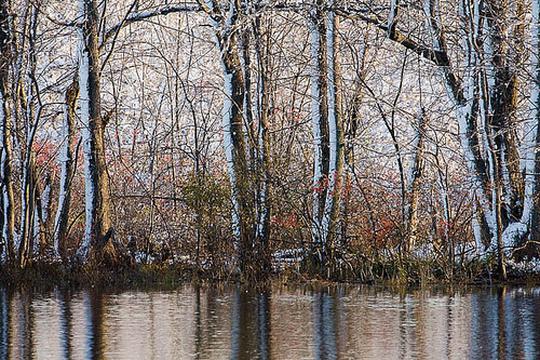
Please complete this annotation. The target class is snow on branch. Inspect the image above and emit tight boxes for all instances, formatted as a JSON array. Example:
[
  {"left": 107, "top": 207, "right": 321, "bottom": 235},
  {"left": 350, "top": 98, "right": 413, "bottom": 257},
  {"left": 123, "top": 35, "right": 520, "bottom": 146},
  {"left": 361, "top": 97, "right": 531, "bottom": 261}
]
[
  {"left": 337, "top": 8, "right": 448, "bottom": 68},
  {"left": 103, "top": 2, "right": 201, "bottom": 45}
]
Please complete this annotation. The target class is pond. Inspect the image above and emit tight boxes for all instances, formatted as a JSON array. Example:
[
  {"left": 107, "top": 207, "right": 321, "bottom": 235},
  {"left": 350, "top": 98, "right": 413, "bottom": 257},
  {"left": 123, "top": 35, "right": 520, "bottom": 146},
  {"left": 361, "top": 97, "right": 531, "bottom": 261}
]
[{"left": 0, "top": 285, "right": 538, "bottom": 359}]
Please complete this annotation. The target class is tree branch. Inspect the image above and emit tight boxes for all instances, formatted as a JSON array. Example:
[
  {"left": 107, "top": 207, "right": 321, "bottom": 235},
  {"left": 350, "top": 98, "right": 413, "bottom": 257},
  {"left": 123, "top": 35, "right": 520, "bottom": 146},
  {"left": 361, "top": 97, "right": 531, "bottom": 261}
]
[{"left": 102, "top": 2, "right": 201, "bottom": 46}]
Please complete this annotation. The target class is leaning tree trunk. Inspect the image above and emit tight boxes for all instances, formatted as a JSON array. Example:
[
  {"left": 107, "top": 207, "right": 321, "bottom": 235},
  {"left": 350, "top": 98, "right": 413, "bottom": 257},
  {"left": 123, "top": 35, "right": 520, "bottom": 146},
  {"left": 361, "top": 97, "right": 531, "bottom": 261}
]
[{"left": 76, "top": 0, "right": 116, "bottom": 264}]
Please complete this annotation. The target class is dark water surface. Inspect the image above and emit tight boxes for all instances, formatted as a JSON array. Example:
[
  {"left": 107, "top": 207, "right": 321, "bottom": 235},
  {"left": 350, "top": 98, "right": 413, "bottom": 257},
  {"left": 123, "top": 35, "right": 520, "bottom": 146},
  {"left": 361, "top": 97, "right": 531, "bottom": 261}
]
[{"left": 0, "top": 285, "right": 538, "bottom": 359}]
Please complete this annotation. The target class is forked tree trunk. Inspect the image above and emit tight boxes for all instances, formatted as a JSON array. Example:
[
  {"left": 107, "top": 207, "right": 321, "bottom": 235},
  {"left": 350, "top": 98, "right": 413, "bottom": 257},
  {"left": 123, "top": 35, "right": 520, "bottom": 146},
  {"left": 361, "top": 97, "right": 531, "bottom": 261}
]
[
  {"left": 202, "top": 0, "right": 254, "bottom": 273},
  {"left": 18, "top": 4, "right": 41, "bottom": 267},
  {"left": 309, "top": 0, "right": 343, "bottom": 265},
  {"left": 200, "top": 0, "right": 272, "bottom": 276}
]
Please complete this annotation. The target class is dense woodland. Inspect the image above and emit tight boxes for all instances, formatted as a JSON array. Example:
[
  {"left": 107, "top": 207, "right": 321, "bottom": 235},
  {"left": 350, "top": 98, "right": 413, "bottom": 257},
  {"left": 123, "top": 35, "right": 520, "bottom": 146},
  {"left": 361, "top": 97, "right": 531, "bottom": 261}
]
[{"left": 0, "top": 0, "right": 539, "bottom": 281}]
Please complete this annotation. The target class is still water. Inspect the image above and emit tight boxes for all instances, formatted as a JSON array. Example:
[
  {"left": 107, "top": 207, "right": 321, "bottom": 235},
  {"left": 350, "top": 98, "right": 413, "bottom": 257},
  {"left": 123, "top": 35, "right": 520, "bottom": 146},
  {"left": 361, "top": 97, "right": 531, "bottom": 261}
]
[{"left": 0, "top": 285, "right": 538, "bottom": 359}]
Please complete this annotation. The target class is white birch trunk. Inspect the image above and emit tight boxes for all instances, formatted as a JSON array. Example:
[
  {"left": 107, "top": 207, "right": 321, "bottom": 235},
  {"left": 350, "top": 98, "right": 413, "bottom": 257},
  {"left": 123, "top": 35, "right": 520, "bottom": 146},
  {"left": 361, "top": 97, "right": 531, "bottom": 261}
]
[
  {"left": 76, "top": 0, "right": 116, "bottom": 263},
  {"left": 0, "top": 90, "right": 10, "bottom": 261},
  {"left": 204, "top": 1, "right": 250, "bottom": 270},
  {"left": 502, "top": 0, "right": 540, "bottom": 246},
  {"left": 218, "top": 41, "right": 241, "bottom": 254},
  {"left": 53, "top": 79, "right": 78, "bottom": 259},
  {"left": 77, "top": 12, "right": 95, "bottom": 259},
  {"left": 254, "top": 20, "right": 271, "bottom": 245},
  {"left": 405, "top": 110, "right": 428, "bottom": 251},
  {"left": 321, "top": 3, "right": 342, "bottom": 246},
  {"left": 424, "top": 0, "right": 497, "bottom": 250},
  {"left": 309, "top": 11, "right": 324, "bottom": 245},
  {"left": 0, "top": 1, "right": 14, "bottom": 262}
]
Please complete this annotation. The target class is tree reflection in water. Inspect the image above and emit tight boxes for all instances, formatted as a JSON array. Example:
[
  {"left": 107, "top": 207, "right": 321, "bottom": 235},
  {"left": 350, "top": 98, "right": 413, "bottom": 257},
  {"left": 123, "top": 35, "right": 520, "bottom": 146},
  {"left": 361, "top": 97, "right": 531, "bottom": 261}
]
[
  {"left": 313, "top": 290, "right": 337, "bottom": 359},
  {"left": 0, "top": 288, "right": 9, "bottom": 360},
  {"left": 57, "top": 288, "right": 72, "bottom": 360},
  {"left": 470, "top": 287, "right": 538, "bottom": 360},
  {"left": 0, "top": 286, "right": 537, "bottom": 359},
  {"left": 82, "top": 290, "right": 105, "bottom": 360},
  {"left": 230, "top": 286, "right": 271, "bottom": 360}
]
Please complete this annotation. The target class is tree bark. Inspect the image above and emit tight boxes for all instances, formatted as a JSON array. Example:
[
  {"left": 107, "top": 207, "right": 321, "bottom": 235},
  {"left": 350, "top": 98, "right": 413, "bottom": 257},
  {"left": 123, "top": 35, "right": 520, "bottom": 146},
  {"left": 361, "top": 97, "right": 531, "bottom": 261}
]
[
  {"left": 0, "top": 0, "right": 15, "bottom": 262},
  {"left": 76, "top": 0, "right": 116, "bottom": 264},
  {"left": 200, "top": 0, "right": 255, "bottom": 274},
  {"left": 309, "top": 0, "right": 342, "bottom": 265},
  {"left": 405, "top": 110, "right": 428, "bottom": 253},
  {"left": 309, "top": 1, "right": 330, "bottom": 251},
  {"left": 522, "top": 0, "right": 540, "bottom": 248},
  {"left": 54, "top": 79, "right": 79, "bottom": 259},
  {"left": 253, "top": 14, "right": 272, "bottom": 273},
  {"left": 321, "top": 3, "right": 344, "bottom": 260}
]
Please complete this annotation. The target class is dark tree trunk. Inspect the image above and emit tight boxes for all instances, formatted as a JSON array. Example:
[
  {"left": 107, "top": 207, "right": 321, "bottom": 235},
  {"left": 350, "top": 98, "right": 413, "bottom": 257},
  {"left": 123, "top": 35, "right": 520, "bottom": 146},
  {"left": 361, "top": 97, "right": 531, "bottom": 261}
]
[{"left": 0, "top": 0, "right": 15, "bottom": 261}]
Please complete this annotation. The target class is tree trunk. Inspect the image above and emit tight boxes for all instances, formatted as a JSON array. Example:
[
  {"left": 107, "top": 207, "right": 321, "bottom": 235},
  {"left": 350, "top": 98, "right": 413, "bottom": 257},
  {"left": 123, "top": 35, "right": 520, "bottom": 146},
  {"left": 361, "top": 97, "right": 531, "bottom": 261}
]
[
  {"left": 253, "top": 14, "right": 272, "bottom": 274},
  {"left": 405, "top": 110, "right": 428, "bottom": 253},
  {"left": 521, "top": 0, "right": 540, "bottom": 249},
  {"left": 0, "top": 0, "right": 15, "bottom": 262},
  {"left": 309, "top": 1, "right": 329, "bottom": 257},
  {"left": 54, "top": 79, "right": 78, "bottom": 259},
  {"left": 200, "top": 0, "right": 273, "bottom": 277},
  {"left": 33, "top": 172, "right": 51, "bottom": 254},
  {"left": 18, "top": 152, "right": 37, "bottom": 267},
  {"left": 321, "top": 3, "right": 344, "bottom": 260},
  {"left": 76, "top": 0, "right": 116, "bottom": 264},
  {"left": 202, "top": 0, "right": 254, "bottom": 273},
  {"left": 309, "top": 1, "right": 342, "bottom": 266}
]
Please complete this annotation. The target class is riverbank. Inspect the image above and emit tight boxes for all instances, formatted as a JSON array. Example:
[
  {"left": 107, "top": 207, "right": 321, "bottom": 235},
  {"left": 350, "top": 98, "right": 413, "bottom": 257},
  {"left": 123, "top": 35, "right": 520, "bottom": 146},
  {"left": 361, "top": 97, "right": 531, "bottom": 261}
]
[{"left": 2, "top": 257, "right": 540, "bottom": 291}]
